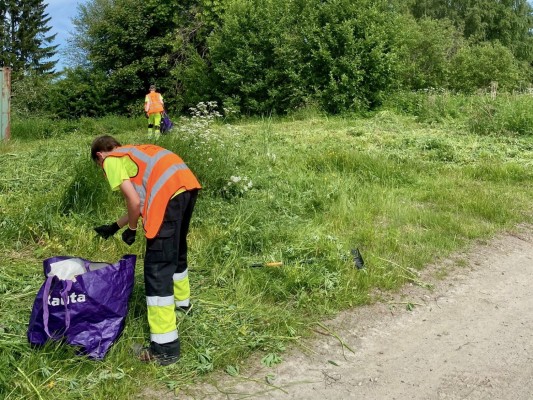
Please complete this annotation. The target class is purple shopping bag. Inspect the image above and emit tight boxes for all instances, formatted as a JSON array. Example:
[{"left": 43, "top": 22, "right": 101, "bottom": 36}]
[
  {"left": 160, "top": 112, "right": 173, "bottom": 134},
  {"left": 27, "top": 254, "right": 136, "bottom": 359}
]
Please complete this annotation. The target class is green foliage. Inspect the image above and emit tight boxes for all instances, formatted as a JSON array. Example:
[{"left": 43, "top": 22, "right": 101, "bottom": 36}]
[
  {"left": 292, "top": 0, "right": 399, "bottom": 112},
  {"left": 49, "top": 67, "right": 110, "bottom": 119},
  {"left": 208, "top": 0, "right": 399, "bottom": 114},
  {"left": 167, "top": 0, "right": 227, "bottom": 110},
  {"left": 207, "top": 0, "right": 288, "bottom": 114},
  {"left": 407, "top": 0, "right": 533, "bottom": 62},
  {"left": 0, "top": 0, "right": 58, "bottom": 78},
  {"left": 393, "top": 17, "right": 463, "bottom": 90},
  {"left": 170, "top": 47, "right": 214, "bottom": 112},
  {"left": 7, "top": 0, "right": 533, "bottom": 119},
  {"left": 449, "top": 42, "right": 527, "bottom": 93},
  {"left": 71, "top": 0, "right": 179, "bottom": 113},
  {"left": 10, "top": 72, "right": 55, "bottom": 116}
]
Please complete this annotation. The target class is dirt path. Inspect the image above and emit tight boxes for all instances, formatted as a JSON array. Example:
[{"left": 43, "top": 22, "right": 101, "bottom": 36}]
[{"left": 181, "top": 227, "right": 533, "bottom": 400}]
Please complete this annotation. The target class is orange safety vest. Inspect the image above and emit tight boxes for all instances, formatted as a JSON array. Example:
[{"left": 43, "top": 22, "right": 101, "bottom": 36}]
[
  {"left": 146, "top": 92, "right": 164, "bottom": 114},
  {"left": 108, "top": 145, "right": 201, "bottom": 239}
]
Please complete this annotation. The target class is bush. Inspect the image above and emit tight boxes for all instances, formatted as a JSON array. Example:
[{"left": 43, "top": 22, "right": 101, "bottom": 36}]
[
  {"left": 10, "top": 73, "right": 55, "bottom": 117},
  {"left": 449, "top": 42, "right": 527, "bottom": 93},
  {"left": 208, "top": 0, "right": 399, "bottom": 115},
  {"left": 50, "top": 67, "right": 110, "bottom": 119},
  {"left": 393, "top": 17, "right": 463, "bottom": 91}
]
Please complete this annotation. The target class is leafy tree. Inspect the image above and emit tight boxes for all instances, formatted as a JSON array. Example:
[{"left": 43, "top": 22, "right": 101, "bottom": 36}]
[
  {"left": 0, "top": 0, "right": 58, "bottom": 79},
  {"left": 208, "top": 0, "right": 400, "bottom": 115},
  {"left": 449, "top": 42, "right": 527, "bottom": 93},
  {"left": 206, "top": 0, "right": 288, "bottom": 114},
  {"left": 49, "top": 67, "right": 110, "bottom": 119},
  {"left": 407, "top": 0, "right": 533, "bottom": 62},
  {"left": 167, "top": 0, "right": 226, "bottom": 110},
  {"left": 393, "top": 17, "right": 464, "bottom": 90},
  {"left": 71, "top": 0, "right": 179, "bottom": 113}
]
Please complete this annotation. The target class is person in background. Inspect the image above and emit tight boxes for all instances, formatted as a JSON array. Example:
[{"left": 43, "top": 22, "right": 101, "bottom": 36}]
[
  {"left": 91, "top": 135, "right": 201, "bottom": 366},
  {"left": 144, "top": 85, "right": 164, "bottom": 136}
]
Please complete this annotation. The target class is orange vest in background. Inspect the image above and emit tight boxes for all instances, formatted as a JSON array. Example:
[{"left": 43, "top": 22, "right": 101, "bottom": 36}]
[
  {"left": 108, "top": 145, "right": 201, "bottom": 238},
  {"left": 146, "top": 92, "right": 164, "bottom": 114}
]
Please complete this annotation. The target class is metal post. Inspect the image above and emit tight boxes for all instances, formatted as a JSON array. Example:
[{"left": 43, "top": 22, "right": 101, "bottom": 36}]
[{"left": 1, "top": 67, "right": 11, "bottom": 140}]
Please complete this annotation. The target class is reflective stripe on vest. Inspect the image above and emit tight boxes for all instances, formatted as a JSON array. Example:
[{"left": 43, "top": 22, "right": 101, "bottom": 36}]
[
  {"left": 144, "top": 162, "right": 189, "bottom": 219},
  {"left": 114, "top": 148, "right": 174, "bottom": 210},
  {"left": 109, "top": 145, "right": 201, "bottom": 238}
]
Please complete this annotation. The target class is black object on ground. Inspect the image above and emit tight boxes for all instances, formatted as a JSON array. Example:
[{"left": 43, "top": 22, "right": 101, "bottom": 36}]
[{"left": 351, "top": 248, "right": 365, "bottom": 269}]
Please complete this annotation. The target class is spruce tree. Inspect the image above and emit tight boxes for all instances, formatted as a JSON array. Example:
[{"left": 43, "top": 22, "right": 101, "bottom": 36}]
[{"left": 0, "top": 0, "right": 58, "bottom": 78}]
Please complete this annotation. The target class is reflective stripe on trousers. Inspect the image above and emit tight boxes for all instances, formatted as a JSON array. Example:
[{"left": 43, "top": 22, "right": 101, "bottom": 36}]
[
  {"left": 146, "top": 295, "right": 178, "bottom": 344},
  {"left": 174, "top": 269, "right": 190, "bottom": 307}
]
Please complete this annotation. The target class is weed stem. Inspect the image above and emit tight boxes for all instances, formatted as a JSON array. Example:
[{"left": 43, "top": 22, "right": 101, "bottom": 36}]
[{"left": 16, "top": 366, "right": 44, "bottom": 400}]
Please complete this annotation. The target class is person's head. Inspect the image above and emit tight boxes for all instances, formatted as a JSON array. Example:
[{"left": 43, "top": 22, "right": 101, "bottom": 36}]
[
  {"left": 91, "top": 135, "right": 122, "bottom": 166},
  {"left": 149, "top": 84, "right": 156, "bottom": 92}
]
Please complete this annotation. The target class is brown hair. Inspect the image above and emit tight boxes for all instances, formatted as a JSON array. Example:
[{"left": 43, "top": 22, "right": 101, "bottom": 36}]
[{"left": 90, "top": 135, "right": 122, "bottom": 161}]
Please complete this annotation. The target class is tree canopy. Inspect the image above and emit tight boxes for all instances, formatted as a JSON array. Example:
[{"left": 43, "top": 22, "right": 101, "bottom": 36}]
[
  {"left": 11, "top": 0, "right": 533, "bottom": 118},
  {"left": 407, "top": 0, "right": 533, "bottom": 61},
  {"left": 0, "top": 0, "right": 57, "bottom": 79}
]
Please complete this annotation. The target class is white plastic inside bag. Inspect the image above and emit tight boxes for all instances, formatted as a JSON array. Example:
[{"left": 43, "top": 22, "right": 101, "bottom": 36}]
[{"left": 48, "top": 258, "right": 87, "bottom": 281}]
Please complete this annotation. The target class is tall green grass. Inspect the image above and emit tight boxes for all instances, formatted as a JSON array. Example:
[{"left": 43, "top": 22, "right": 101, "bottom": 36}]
[
  {"left": 385, "top": 91, "right": 533, "bottom": 136},
  {"left": 1, "top": 101, "right": 533, "bottom": 399},
  {"left": 11, "top": 115, "right": 146, "bottom": 140}
]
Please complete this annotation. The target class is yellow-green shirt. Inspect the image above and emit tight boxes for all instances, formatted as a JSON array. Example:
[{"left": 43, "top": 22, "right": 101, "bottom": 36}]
[{"left": 103, "top": 156, "right": 138, "bottom": 191}]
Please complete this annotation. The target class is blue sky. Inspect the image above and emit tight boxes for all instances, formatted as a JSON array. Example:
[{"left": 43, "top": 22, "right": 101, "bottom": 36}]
[{"left": 46, "top": 0, "right": 86, "bottom": 70}]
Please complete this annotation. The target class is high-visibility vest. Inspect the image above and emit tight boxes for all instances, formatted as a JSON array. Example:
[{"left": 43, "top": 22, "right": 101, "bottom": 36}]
[
  {"left": 146, "top": 92, "right": 164, "bottom": 114},
  {"left": 108, "top": 145, "right": 201, "bottom": 238}
]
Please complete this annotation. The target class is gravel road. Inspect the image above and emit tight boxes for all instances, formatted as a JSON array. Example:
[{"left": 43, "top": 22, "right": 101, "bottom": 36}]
[{"left": 178, "top": 227, "right": 533, "bottom": 400}]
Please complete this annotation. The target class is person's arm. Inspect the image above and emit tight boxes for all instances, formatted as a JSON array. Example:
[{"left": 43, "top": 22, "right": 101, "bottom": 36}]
[
  {"left": 144, "top": 95, "right": 150, "bottom": 113},
  {"left": 119, "top": 179, "right": 141, "bottom": 230}
]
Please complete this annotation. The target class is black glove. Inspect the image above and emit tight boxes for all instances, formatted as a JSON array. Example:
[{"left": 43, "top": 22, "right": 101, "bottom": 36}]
[
  {"left": 122, "top": 227, "right": 136, "bottom": 246},
  {"left": 94, "top": 222, "right": 120, "bottom": 240}
]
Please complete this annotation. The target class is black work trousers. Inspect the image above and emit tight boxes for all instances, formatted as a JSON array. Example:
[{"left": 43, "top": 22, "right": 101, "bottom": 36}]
[{"left": 143, "top": 189, "right": 198, "bottom": 351}]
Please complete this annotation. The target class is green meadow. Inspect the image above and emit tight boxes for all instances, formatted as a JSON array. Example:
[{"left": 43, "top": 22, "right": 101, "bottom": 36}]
[{"left": 1, "top": 94, "right": 533, "bottom": 399}]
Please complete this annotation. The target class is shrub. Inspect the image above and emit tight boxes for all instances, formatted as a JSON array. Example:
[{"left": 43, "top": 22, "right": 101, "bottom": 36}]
[
  {"left": 449, "top": 42, "right": 526, "bottom": 93},
  {"left": 50, "top": 67, "right": 110, "bottom": 119},
  {"left": 208, "top": 0, "right": 399, "bottom": 115},
  {"left": 10, "top": 73, "right": 55, "bottom": 117},
  {"left": 393, "top": 17, "right": 463, "bottom": 91}
]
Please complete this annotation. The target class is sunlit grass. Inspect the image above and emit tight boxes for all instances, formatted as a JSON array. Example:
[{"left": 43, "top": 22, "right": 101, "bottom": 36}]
[{"left": 2, "top": 102, "right": 533, "bottom": 398}]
